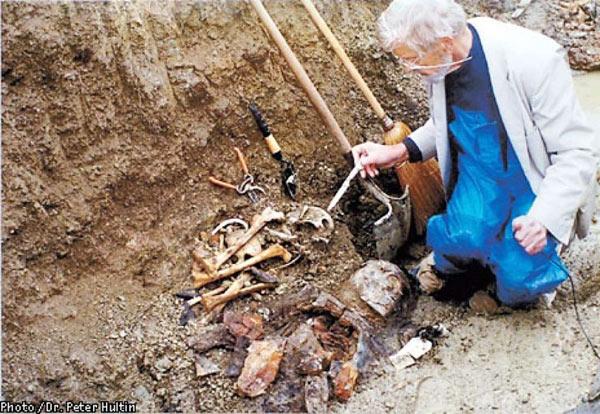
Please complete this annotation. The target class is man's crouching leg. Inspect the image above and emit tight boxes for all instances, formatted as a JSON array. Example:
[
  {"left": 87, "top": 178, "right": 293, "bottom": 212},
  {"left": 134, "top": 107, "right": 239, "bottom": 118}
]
[
  {"left": 414, "top": 252, "right": 500, "bottom": 314},
  {"left": 415, "top": 252, "right": 445, "bottom": 294},
  {"left": 414, "top": 251, "right": 470, "bottom": 294}
]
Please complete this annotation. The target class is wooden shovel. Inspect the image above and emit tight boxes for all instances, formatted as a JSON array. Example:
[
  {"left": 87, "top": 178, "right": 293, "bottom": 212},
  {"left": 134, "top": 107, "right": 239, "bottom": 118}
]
[{"left": 299, "top": 0, "right": 445, "bottom": 235}]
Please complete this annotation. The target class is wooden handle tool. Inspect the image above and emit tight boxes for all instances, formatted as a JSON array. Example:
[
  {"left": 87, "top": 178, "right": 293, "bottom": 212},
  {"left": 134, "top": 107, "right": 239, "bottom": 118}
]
[
  {"left": 209, "top": 176, "right": 238, "bottom": 191},
  {"left": 248, "top": 0, "right": 351, "bottom": 154},
  {"left": 234, "top": 147, "right": 250, "bottom": 176}
]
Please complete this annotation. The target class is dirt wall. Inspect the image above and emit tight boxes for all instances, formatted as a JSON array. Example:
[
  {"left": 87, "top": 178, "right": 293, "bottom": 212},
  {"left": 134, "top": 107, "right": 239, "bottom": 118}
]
[{"left": 1, "top": 0, "right": 427, "bottom": 322}]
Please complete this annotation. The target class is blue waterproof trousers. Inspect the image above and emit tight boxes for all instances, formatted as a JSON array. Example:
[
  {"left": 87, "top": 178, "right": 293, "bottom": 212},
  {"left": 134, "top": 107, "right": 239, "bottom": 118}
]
[{"left": 427, "top": 107, "right": 568, "bottom": 306}]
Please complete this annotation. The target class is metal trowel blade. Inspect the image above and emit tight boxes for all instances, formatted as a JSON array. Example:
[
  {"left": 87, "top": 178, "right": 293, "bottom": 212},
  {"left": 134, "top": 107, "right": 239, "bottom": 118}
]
[{"left": 282, "top": 162, "right": 297, "bottom": 199}]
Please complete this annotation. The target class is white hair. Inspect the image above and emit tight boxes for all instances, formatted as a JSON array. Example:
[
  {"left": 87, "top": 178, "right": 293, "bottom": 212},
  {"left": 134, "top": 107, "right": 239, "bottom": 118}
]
[{"left": 377, "top": 0, "right": 467, "bottom": 55}]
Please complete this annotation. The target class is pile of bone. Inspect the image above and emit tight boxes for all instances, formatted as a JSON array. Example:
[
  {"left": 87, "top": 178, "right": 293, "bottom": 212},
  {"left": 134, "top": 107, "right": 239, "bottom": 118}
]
[
  {"left": 182, "top": 206, "right": 333, "bottom": 325},
  {"left": 187, "top": 260, "right": 414, "bottom": 413}
]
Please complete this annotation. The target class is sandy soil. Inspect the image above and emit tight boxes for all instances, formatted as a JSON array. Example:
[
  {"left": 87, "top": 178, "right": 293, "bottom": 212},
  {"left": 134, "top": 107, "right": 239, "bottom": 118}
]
[{"left": 1, "top": 0, "right": 599, "bottom": 412}]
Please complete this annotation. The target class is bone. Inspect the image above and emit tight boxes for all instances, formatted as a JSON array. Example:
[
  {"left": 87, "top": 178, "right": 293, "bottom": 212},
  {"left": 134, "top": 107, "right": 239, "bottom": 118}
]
[
  {"left": 180, "top": 284, "right": 230, "bottom": 326},
  {"left": 202, "top": 281, "right": 276, "bottom": 313},
  {"left": 195, "top": 274, "right": 252, "bottom": 324},
  {"left": 265, "top": 227, "right": 297, "bottom": 242},
  {"left": 186, "top": 285, "right": 229, "bottom": 307},
  {"left": 211, "top": 218, "right": 249, "bottom": 235},
  {"left": 287, "top": 205, "right": 334, "bottom": 232},
  {"left": 226, "top": 229, "right": 263, "bottom": 262},
  {"left": 198, "top": 280, "right": 244, "bottom": 326},
  {"left": 193, "top": 244, "right": 292, "bottom": 288},
  {"left": 194, "top": 207, "right": 284, "bottom": 274}
]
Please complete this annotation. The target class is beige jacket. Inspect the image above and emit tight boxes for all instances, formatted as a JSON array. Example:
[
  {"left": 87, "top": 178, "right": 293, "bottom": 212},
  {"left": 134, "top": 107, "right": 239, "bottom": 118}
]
[{"left": 410, "top": 17, "right": 600, "bottom": 246}]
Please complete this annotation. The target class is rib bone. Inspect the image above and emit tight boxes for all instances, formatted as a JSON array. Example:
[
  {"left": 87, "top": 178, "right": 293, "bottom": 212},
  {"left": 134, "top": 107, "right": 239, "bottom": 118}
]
[
  {"left": 194, "top": 207, "right": 284, "bottom": 275},
  {"left": 193, "top": 244, "right": 292, "bottom": 288}
]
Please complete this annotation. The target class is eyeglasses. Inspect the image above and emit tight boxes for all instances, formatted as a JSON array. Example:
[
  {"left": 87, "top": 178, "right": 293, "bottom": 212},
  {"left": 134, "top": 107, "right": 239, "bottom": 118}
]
[{"left": 395, "top": 55, "right": 472, "bottom": 71}]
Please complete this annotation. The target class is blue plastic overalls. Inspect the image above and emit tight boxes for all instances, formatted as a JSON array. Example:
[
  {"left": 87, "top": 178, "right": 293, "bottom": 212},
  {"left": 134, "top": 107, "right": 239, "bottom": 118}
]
[{"left": 426, "top": 106, "right": 568, "bottom": 306}]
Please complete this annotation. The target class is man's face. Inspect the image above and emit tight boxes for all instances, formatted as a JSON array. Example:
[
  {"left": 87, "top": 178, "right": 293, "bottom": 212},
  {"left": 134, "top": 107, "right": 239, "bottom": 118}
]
[{"left": 392, "top": 40, "right": 452, "bottom": 77}]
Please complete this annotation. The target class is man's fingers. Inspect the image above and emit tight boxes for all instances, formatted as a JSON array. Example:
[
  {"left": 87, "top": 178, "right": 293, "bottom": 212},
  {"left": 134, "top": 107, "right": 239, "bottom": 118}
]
[
  {"left": 514, "top": 229, "right": 527, "bottom": 242},
  {"left": 356, "top": 151, "right": 368, "bottom": 178},
  {"left": 520, "top": 232, "right": 538, "bottom": 248},
  {"left": 525, "top": 239, "right": 545, "bottom": 255},
  {"left": 523, "top": 233, "right": 547, "bottom": 255},
  {"left": 366, "top": 164, "right": 377, "bottom": 178},
  {"left": 512, "top": 217, "right": 525, "bottom": 232}
]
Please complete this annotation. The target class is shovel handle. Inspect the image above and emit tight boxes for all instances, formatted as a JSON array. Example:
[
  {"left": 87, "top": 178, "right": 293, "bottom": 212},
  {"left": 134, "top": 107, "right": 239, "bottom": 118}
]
[
  {"left": 300, "top": 0, "right": 387, "bottom": 122},
  {"left": 249, "top": 0, "right": 352, "bottom": 154}
]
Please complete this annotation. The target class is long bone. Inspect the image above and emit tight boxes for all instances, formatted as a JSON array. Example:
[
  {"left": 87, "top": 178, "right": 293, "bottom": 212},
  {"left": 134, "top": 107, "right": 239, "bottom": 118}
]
[
  {"left": 200, "top": 272, "right": 250, "bottom": 313},
  {"left": 193, "top": 244, "right": 291, "bottom": 288},
  {"left": 193, "top": 207, "right": 284, "bottom": 275},
  {"left": 199, "top": 279, "right": 246, "bottom": 326},
  {"left": 186, "top": 285, "right": 229, "bottom": 308},
  {"left": 195, "top": 266, "right": 280, "bottom": 324},
  {"left": 202, "top": 276, "right": 276, "bottom": 312}
]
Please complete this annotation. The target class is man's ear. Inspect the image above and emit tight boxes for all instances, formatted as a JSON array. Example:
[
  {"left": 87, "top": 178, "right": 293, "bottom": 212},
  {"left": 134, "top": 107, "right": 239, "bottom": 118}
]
[{"left": 439, "top": 37, "right": 454, "bottom": 53}]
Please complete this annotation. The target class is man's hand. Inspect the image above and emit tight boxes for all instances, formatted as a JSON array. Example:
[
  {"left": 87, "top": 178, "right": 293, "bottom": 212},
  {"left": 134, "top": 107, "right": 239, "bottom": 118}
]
[
  {"left": 512, "top": 216, "right": 548, "bottom": 255},
  {"left": 351, "top": 142, "right": 408, "bottom": 178}
]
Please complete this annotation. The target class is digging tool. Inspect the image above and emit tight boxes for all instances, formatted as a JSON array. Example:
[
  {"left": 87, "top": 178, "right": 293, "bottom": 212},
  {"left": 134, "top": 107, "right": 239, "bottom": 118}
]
[
  {"left": 299, "top": 0, "right": 445, "bottom": 236},
  {"left": 327, "top": 162, "right": 362, "bottom": 213},
  {"left": 248, "top": 0, "right": 411, "bottom": 259},
  {"left": 209, "top": 147, "right": 266, "bottom": 203},
  {"left": 249, "top": 102, "right": 297, "bottom": 200}
]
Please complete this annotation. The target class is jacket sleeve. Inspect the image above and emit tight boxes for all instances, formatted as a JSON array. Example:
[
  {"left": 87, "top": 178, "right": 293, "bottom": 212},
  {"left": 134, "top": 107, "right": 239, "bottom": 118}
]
[
  {"left": 526, "top": 49, "right": 600, "bottom": 245},
  {"left": 409, "top": 118, "right": 437, "bottom": 161}
]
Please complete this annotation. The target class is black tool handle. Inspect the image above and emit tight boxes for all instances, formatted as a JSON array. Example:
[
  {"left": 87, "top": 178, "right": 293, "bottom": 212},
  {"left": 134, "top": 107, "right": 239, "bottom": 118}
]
[
  {"left": 249, "top": 103, "right": 283, "bottom": 161},
  {"left": 249, "top": 102, "right": 271, "bottom": 137}
]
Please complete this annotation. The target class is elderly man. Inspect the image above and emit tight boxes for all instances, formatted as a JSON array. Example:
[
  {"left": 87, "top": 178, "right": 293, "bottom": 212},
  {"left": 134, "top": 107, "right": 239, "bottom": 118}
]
[{"left": 353, "top": 0, "right": 598, "bottom": 307}]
